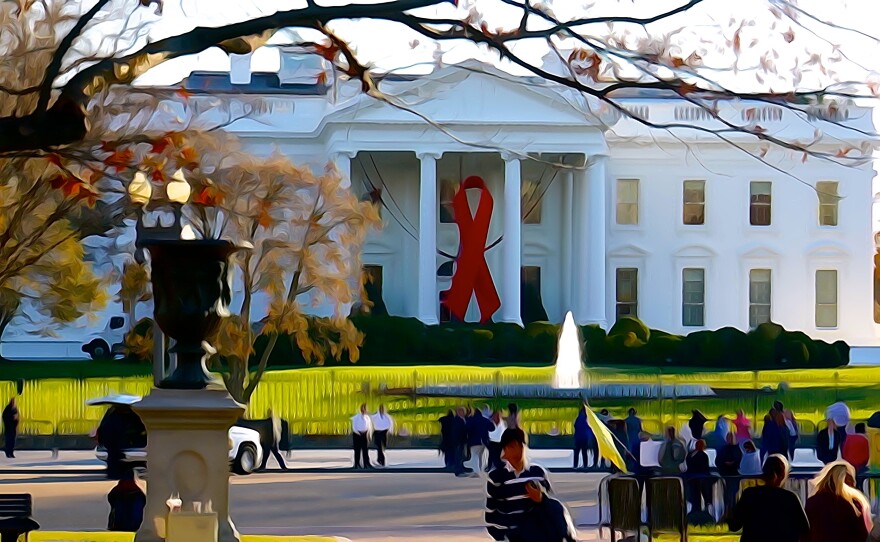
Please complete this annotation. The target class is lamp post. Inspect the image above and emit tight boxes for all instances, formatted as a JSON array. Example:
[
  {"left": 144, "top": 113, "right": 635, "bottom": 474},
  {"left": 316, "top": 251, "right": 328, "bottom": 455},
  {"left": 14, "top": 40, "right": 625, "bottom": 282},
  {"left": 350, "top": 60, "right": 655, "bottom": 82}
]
[{"left": 129, "top": 169, "right": 246, "bottom": 542}]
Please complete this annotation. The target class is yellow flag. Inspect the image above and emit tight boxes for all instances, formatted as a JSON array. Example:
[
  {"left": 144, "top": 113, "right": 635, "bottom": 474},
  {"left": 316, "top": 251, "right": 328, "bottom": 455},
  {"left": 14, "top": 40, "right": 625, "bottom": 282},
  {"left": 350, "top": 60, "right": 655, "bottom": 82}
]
[{"left": 585, "top": 407, "right": 629, "bottom": 473}]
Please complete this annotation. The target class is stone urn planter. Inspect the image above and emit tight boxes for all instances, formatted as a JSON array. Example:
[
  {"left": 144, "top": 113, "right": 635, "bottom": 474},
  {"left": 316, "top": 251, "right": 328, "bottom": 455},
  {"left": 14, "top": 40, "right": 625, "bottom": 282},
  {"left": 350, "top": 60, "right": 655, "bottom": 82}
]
[{"left": 146, "top": 239, "right": 239, "bottom": 389}]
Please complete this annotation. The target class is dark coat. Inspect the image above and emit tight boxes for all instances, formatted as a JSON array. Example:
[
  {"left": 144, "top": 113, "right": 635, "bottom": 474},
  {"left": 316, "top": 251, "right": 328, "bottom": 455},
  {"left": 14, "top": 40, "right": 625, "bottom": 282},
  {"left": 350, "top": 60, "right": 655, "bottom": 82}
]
[
  {"left": 107, "top": 482, "right": 146, "bottom": 531},
  {"left": 685, "top": 450, "right": 711, "bottom": 476},
  {"left": 466, "top": 411, "right": 493, "bottom": 447},
  {"left": 451, "top": 416, "right": 468, "bottom": 447},
  {"left": 816, "top": 426, "right": 848, "bottom": 464},
  {"left": 2, "top": 404, "right": 18, "bottom": 431},
  {"left": 716, "top": 444, "right": 743, "bottom": 477},
  {"left": 624, "top": 414, "right": 642, "bottom": 449},
  {"left": 438, "top": 413, "right": 454, "bottom": 452},
  {"left": 573, "top": 412, "right": 594, "bottom": 444}
]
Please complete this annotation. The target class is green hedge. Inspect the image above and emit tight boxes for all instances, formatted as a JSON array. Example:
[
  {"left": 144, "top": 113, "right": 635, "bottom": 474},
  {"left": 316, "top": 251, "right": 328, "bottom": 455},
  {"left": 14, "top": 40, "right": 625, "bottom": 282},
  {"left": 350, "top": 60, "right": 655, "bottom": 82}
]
[{"left": 247, "top": 315, "right": 849, "bottom": 369}]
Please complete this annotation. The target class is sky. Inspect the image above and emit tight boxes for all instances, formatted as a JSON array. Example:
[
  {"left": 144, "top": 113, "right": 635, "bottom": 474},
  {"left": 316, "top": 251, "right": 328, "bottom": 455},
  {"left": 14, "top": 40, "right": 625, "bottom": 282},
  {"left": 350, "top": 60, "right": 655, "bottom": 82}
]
[{"left": 133, "top": 0, "right": 880, "bottom": 93}]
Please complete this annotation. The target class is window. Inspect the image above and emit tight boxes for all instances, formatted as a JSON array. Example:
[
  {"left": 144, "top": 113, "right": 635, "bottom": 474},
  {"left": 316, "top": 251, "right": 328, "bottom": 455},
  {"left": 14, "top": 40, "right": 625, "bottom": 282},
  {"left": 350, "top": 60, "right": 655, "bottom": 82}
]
[
  {"left": 749, "top": 181, "right": 772, "bottom": 226},
  {"left": 817, "top": 181, "right": 839, "bottom": 226},
  {"left": 109, "top": 317, "right": 125, "bottom": 330},
  {"left": 683, "top": 180, "right": 705, "bottom": 225},
  {"left": 682, "top": 268, "right": 705, "bottom": 327},
  {"left": 616, "top": 179, "right": 639, "bottom": 225},
  {"left": 521, "top": 180, "right": 542, "bottom": 224},
  {"left": 816, "top": 270, "right": 838, "bottom": 328},
  {"left": 439, "top": 179, "right": 459, "bottom": 223},
  {"left": 521, "top": 266, "right": 548, "bottom": 323},
  {"left": 616, "top": 268, "right": 638, "bottom": 321},
  {"left": 749, "top": 269, "right": 772, "bottom": 327}
]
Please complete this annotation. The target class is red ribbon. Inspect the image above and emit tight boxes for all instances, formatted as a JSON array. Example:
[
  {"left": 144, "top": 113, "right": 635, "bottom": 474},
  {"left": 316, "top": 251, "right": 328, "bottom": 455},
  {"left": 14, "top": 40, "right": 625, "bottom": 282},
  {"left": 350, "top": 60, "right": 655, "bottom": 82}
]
[{"left": 442, "top": 176, "right": 501, "bottom": 323}]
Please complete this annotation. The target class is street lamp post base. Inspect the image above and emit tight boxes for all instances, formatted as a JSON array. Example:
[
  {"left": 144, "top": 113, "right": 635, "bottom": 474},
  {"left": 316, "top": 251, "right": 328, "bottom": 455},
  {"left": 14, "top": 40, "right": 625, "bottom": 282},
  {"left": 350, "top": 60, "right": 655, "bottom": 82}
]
[{"left": 134, "top": 387, "right": 244, "bottom": 542}]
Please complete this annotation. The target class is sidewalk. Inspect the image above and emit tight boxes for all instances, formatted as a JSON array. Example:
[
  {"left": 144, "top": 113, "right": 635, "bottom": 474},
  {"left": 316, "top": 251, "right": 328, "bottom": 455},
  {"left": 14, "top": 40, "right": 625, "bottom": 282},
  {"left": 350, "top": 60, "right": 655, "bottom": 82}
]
[
  {"left": 0, "top": 446, "right": 825, "bottom": 474},
  {"left": 0, "top": 448, "right": 583, "bottom": 474}
]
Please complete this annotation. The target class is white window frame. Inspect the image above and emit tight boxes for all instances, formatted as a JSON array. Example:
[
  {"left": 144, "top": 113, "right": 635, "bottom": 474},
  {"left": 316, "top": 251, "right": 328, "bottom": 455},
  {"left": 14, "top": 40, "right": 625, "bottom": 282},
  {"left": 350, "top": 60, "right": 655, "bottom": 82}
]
[
  {"left": 682, "top": 267, "right": 706, "bottom": 327},
  {"left": 816, "top": 180, "right": 839, "bottom": 228},
  {"left": 749, "top": 180, "right": 772, "bottom": 227},
  {"left": 815, "top": 269, "right": 839, "bottom": 329},
  {"left": 615, "top": 178, "right": 640, "bottom": 226},
  {"left": 682, "top": 180, "right": 706, "bottom": 226},
  {"left": 615, "top": 267, "right": 639, "bottom": 321},
  {"left": 748, "top": 268, "right": 773, "bottom": 328}
]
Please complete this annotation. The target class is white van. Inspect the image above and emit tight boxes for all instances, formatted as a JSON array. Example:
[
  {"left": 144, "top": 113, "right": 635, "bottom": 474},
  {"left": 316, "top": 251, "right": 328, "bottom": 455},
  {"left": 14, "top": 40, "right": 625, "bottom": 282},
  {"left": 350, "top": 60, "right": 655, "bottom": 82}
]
[{"left": 82, "top": 315, "right": 129, "bottom": 360}]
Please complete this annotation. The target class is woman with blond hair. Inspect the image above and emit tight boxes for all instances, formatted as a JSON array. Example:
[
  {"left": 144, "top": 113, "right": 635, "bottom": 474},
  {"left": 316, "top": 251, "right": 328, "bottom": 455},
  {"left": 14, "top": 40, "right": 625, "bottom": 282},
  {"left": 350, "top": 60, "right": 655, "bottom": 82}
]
[{"left": 805, "top": 461, "right": 871, "bottom": 542}]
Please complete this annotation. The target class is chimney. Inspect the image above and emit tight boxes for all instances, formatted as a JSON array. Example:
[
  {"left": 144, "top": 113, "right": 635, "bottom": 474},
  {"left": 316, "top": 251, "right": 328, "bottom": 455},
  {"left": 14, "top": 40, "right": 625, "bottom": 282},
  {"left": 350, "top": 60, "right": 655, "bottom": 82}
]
[
  {"left": 278, "top": 46, "right": 330, "bottom": 86},
  {"left": 229, "top": 53, "right": 253, "bottom": 85}
]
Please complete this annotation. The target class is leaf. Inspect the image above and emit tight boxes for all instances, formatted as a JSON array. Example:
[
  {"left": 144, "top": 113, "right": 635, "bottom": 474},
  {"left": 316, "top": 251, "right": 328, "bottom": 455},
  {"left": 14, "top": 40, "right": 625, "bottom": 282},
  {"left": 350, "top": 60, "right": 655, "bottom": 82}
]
[
  {"left": 105, "top": 148, "right": 134, "bottom": 172},
  {"left": 192, "top": 185, "right": 224, "bottom": 206}
]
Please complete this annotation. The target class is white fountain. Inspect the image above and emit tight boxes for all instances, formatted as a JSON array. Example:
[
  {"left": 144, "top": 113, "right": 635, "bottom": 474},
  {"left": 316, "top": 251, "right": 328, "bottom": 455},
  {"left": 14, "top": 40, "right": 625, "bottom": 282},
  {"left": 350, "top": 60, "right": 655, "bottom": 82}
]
[{"left": 552, "top": 311, "right": 584, "bottom": 389}]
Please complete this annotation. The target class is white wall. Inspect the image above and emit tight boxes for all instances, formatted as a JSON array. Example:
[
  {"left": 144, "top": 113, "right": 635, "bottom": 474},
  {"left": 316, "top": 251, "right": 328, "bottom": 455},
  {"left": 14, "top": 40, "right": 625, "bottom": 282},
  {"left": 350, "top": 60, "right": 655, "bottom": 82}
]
[{"left": 605, "top": 144, "right": 876, "bottom": 345}]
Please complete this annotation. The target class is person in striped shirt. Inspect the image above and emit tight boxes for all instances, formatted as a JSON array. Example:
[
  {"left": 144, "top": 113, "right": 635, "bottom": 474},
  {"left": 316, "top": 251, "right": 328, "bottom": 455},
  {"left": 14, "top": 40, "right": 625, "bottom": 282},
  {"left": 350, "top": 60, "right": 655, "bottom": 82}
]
[{"left": 485, "top": 428, "right": 577, "bottom": 542}]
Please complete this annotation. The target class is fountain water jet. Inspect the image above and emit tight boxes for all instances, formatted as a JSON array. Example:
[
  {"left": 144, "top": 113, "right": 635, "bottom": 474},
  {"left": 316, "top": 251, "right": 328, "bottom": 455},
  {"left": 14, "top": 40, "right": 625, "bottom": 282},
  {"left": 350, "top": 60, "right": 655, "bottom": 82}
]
[{"left": 553, "top": 312, "right": 584, "bottom": 389}]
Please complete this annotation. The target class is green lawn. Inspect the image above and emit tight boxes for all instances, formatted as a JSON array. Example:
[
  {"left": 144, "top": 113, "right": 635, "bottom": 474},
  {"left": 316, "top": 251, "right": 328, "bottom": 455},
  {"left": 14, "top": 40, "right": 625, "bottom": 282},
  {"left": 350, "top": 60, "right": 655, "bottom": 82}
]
[
  {"left": 0, "top": 359, "right": 151, "bottom": 380},
  {"left": 5, "top": 362, "right": 880, "bottom": 438}
]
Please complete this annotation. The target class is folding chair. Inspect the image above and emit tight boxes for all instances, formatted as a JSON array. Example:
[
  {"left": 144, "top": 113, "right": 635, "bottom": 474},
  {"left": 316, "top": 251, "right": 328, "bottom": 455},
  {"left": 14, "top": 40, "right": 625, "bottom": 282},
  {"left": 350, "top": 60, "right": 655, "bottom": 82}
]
[{"left": 647, "top": 477, "right": 687, "bottom": 542}]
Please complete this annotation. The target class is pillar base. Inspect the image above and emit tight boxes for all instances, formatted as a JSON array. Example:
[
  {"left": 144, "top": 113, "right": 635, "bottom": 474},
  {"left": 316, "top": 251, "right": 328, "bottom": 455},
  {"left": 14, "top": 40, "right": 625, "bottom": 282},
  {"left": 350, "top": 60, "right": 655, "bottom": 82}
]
[{"left": 134, "top": 385, "right": 244, "bottom": 542}]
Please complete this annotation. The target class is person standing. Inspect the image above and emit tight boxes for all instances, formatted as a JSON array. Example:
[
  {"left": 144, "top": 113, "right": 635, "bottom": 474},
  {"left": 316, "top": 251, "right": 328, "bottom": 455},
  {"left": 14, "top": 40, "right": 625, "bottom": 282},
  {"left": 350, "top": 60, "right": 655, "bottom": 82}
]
[
  {"left": 689, "top": 410, "right": 708, "bottom": 440},
  {"left": 817, "top": 418, "right": 847, "bottom": 464},
  {"left": 716, "top": 432, "right": 744, "bottom": 512},
  {"left": 351, "top": 403, "right": 372, "bottom": 469},
  {"left": 727, "top": 454, "right": 809, "bottom": 542},
  {"left": 2, "top": 398, "right": 19, "bottom": 459},
  {"left": 624, "top": 408, "right": 643, "bottom": 467},
  {"left": 487, "top": 410, "right": 507, "bottom": 471},
  {"left": 452, "top": 406, "right": 470, "bottom": 476},
  {"left": 439, "top": 409, "right": 455, "bottom": 470},
  {"left": 485, "top": 428, "right": 577, "bottom": 542},
  {"left": 466, "top": 407, "right": 492, "bottom": 475},
  {"left": 760, "top": 414, "right": 786, "bottom": 461},
  {"left": 842, "top": 423, "right": 870, "bottom": 472},
  {"left": 573, "top": 406, "right": 595, "bottom": 470},
  {"left": 260, "top": 409, "right": 288, "bottom": 471},
  {"left": 805, "top": 461, "right": 871, "bottom": 542},
  {"left": 685, "top": 440, "right": 714, "bottom": 517},
  {"left": 371, "top": 404, "right": 393, "bottom": 468},
  {"left": 505, "top": 403, "right": 521, "bottom": 431},
  {"left": 734, "top": 409, "right": 752, "bottom": 445}
]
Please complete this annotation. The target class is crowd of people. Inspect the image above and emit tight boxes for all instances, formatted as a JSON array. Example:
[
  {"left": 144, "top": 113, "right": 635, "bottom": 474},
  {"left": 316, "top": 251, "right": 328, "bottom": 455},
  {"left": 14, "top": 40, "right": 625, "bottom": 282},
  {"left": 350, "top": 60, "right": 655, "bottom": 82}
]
[
  {"left": 437, "top": 403, "right": 521, "bottom": 477},
  {"left": 728, "top": 454, "right": 880, "bottom": 542}
]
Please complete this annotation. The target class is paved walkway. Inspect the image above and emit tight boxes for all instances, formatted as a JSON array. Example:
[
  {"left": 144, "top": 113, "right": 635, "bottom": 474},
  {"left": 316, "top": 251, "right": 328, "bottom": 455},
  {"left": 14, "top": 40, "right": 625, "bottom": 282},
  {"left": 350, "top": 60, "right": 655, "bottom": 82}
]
[{"left": 0, "top": 448, "right": 586, "bottom": 473}]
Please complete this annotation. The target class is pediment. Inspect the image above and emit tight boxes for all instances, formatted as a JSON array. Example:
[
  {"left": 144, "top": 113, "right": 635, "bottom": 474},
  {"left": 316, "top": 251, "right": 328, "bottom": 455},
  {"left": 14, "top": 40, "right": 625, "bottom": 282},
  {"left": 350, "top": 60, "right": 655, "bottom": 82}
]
[
  {"left": 608, "top": 244, "right": 649, "bottom": 258},
  {"left": 326, "top": 65, "right": 606, "bottom": 127},
  {"left": 806, "top": 241, "right": 849, "bottom": 259},
  {"left": 674, "top": 245, "right": 717, "bottom": 258},
  {"left": 738, "top": 245, "right": 782, "bottom": 259}
]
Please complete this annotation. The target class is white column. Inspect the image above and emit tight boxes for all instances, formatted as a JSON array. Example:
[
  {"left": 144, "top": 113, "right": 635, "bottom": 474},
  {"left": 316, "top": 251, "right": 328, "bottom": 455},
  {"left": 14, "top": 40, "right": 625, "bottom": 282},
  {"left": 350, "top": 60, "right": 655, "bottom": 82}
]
[
  {"left": 561, "top": 170, "right": 574, "bottom": 318},
  {"left": 332, "top": 151, "right": 354, "bottom": 189},
  {"left": 586, "top": 155, "right": 608, "bottom": 327},
  {"left": 502, "top": 155, "right": 523, "bottom": 325},
  {"left": 573, "top": 168, "right": 590, "bottom": 324},
  {"left": 417, "top": 152, "right": 440, "bottom": 325}
]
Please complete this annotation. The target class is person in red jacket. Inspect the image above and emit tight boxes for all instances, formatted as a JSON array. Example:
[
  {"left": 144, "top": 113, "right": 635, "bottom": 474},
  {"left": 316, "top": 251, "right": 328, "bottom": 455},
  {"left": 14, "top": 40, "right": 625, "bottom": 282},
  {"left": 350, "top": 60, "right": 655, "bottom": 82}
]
[{"left": 842, "top": 423, "right": 870, "bottom": 472}]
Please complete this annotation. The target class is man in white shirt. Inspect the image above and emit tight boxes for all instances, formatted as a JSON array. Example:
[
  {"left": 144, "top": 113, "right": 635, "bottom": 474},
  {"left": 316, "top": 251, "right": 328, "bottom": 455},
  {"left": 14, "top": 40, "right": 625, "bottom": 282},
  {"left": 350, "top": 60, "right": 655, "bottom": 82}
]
[
  {"left": 371, "top": 404, "right": 394, "bottom": 467},
  {"left": 351, "top": 403, "right": 373, "bottom": 469}
]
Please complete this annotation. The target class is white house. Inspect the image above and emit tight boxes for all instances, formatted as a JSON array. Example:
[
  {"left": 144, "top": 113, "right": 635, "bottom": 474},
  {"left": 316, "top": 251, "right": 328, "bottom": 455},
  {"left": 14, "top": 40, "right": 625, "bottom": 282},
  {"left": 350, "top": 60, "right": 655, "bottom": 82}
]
[{"left": 168, "top": 48, "right": 879, "bottom": 347}]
